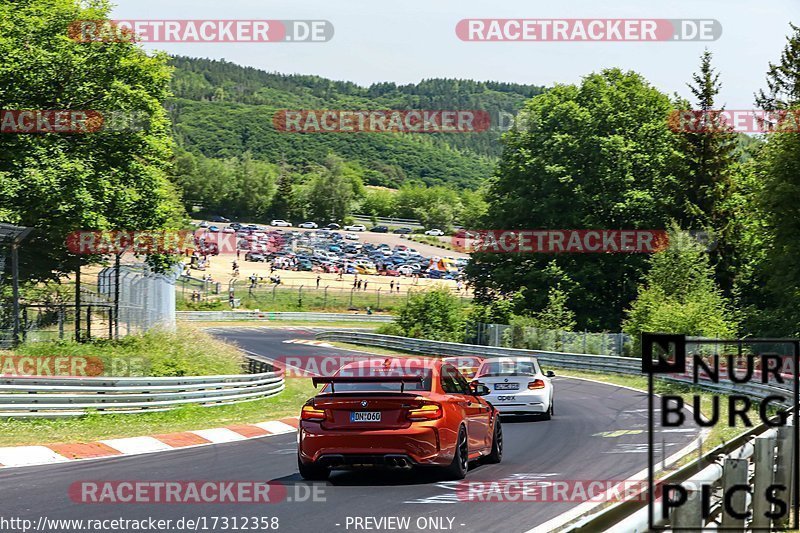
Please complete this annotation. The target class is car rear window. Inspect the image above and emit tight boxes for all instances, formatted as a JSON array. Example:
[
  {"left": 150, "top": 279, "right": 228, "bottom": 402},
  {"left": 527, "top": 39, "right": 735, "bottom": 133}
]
[
  {"left": 477, "top": 360, "right": 539, "bottom": 377},
  {"left": 322, "top": 368, "right": 433, "bottom": 393}
]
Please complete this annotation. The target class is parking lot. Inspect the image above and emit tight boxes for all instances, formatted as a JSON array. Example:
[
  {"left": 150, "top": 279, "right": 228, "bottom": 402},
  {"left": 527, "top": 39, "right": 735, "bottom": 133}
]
[{"left": 185, "top": 220, "right": 470, "bottom": 295}]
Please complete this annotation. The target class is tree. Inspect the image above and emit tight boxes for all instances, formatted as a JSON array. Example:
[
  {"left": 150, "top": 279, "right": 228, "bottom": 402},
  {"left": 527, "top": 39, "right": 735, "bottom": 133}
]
[
  {"left": 359, "top": 187, "right": 396, "bottom": 218},
  {"left": 623, "top": 227, "right": 738, "bottom": 346},
  {"left": 467, "top": 69, "right": 687, "bottom": 331},
  {"left": 751, "top": 23, "right": 800, "bottom": 335},
  {"left": 0, "top": 0, "right": 184, "bottom": 283},
  {"left": 270, "top": 160, "right": 295, "bottom": 220},
  {"left": 302, "top": 154, "right": 364, "bottom": 223},
  {"left": 393, "top": 287, "right": 465, "bottom": 342},
  {"left": 674, "top": 50, "right": 738, "bottom": 292},
  {"left": 755, "top": 22, "right": 800, "bottom": 111}
]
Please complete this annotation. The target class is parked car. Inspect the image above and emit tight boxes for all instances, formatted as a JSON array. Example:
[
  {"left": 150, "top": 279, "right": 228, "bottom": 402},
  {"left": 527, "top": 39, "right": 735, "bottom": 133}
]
[
  {"left": 326, "top": 223, "right": 341, "bottom": 230},
  {"left": 198, "top": 221, "right": 209, "bottom": 228},
  {"left": 425, "top": 228, "right": 445, "bottom": 236},
  {"left": 397, "top": 265, "right": 416, "bottom": 276},
  {"left": 208, "top": 225, "right": 220, "bottom": 232},
  {"left": 370, "top": 225, "right": 389, "bottom": 233},
  {"left": 393, "top": 227, "right": 413, "bottom": 234},
  {"left": 343, "top": 224, "right": 367, "bottom": 232},
  {"left": 210, "top": 215, "right": 230, "bottom": 223},
  {"left": 245, "top": 252, "right": 266, "bottom": 262},
  {"left": 344, "top": 233, "right": 359, "bottom": 240},
  {"left": 298, "top": 221, "right": 318, "bottom": 229},
  {"left": 296, "top": 259, "right": 314, "bottom": 271},
  {"left": 355, "top": 264, "right": 378, "bottom": 275},
  {"left": 271, "top": 219, "right": 292, "bottom": 227}
]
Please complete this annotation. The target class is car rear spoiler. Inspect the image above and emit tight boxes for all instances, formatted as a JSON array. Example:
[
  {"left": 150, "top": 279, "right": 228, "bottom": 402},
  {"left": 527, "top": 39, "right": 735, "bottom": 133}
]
[{"left": 312, "top": 375, "right": 424, "bottom": 393}]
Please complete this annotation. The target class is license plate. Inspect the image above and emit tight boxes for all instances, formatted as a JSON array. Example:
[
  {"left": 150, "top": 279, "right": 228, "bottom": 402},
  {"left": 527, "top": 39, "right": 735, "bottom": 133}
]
[
  {"left": 350, "top": 411, "right": 381, "bottom": 423},
  {"left": 494, "top": 383, "right": 519, "bottom": 390}
]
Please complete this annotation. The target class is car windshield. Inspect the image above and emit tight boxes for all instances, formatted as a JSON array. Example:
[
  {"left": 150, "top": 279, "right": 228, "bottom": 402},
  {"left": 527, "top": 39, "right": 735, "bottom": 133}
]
[
  {"left": 321, "top": 368, "right": 433, "bottom": 393},
  {"left": 477, "top": 360, "right": 538, "bottom": 377}
]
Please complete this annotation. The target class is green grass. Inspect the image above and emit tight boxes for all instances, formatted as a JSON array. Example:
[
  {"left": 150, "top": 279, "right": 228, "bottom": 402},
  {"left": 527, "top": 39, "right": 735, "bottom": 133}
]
[
  {"left": 0, "top": 378, "right": 317, "bottom": 446},
  {"left": 6, "top": 326, "right": 244, "bottom": 377},
  {"left": 177, "top": 284, "right": 473, "bottom": 313}
]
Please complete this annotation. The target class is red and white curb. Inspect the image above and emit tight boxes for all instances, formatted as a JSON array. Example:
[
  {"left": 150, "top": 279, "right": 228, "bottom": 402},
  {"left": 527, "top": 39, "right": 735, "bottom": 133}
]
[{"left": 0, "top": 416, "right": 299, "bottom": 469}]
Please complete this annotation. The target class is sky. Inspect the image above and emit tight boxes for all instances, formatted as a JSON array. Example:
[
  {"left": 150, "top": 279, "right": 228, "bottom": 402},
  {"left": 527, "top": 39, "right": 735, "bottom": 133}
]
[{"left": 111, "top": 0, "right": 797, "bottom": 108}]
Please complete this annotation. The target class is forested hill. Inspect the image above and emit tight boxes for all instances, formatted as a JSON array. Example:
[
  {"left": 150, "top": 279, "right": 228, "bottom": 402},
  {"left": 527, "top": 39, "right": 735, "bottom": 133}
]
[{"left": 167, "top": 56, "right": 546, "bottom": 188}]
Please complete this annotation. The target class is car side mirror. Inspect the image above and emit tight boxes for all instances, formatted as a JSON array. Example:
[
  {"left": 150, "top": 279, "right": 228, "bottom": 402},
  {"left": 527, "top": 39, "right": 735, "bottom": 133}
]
[
  {"left": 470, "top": 382, "right": 490, "bottom": 396},
  {"left": 546, "top": 371, "right": 555, "bottom": 378}
]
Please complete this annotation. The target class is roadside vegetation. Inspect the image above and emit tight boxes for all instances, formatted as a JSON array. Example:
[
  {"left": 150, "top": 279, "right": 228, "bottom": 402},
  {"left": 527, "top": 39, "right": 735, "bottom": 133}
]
[{"left": 6, "top": 326, "right": 244, "bottom": 377}]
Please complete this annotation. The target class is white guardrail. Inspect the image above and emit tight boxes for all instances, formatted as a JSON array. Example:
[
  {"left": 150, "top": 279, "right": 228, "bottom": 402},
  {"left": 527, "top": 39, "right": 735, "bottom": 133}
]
[
  {"left": 177, "top": 311, "right": 394, "bottom": 322},
  {"left": 315, "top": 331, "right": 796, "bottom": 531},
  {"left": 0, "top": 360, "right": 284, "bottom": 418}
]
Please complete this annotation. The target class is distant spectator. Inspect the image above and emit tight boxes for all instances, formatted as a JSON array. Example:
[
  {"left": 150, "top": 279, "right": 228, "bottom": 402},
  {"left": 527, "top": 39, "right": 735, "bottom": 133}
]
[
  {"left": 396, "top": 282, "right": 400, "bottom": 293},
  {"left": 363, "top": 280, "right": 368, "bottom": 291},
  {"left": 249, "top": 274, "right": 257, "bottom": 288},
  {"left": 390, "top": 280, "right": 395, "bottom": 291},
  {"left": 366, "top": 306, "right": 373, "bottom": 315},
  {"left": 316, "top": 275, "right": 321, "bottom": 288},
  {"left": 357, "top": 279, "right": 363, "bottom": 290},
  {"left": 353, "top": 277, "right": 358, "bottom": 289}
]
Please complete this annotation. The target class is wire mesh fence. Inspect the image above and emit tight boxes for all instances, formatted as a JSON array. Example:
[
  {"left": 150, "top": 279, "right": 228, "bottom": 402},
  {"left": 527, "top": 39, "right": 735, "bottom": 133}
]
[
  {"left": 0, "top": 263, "right": 177, "bottom": 347},
  {"left": 468, "top": 322, "right": 633, "bottom": 356}
]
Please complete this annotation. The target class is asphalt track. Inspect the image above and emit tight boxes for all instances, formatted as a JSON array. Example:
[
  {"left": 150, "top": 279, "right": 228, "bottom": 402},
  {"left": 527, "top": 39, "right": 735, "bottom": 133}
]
[{"left": 0, "top": 327, "right": 700, "bottom": 533}]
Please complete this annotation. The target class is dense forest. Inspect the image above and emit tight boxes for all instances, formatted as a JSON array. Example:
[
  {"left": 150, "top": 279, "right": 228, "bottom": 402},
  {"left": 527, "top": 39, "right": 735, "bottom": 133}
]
[{"left": 168, "top": 56, "right": 544, "bottom": 191}]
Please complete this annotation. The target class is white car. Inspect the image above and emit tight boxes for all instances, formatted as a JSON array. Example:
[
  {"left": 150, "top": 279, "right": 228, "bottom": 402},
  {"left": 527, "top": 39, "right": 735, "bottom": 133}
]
[
  {"left": 425, "top": 228, "right": 445, "bottom": 236},
  {"left": 271, "top": 220, "right": 292, "bottom": 227},
  {"left": 343, "top": 224, "right": 367, "bottom": 232},
  {"left": 344, "top": 233, "right": 359, "bottom": 240},
  {"left": 298, "top": 221, "right": 318, "bottom": 229},
  {"left": 472, "top": 357, "right": 554, "bottom": 418},
  {"left": 396, "top": 265, "right": 415, "bottom": 276}
]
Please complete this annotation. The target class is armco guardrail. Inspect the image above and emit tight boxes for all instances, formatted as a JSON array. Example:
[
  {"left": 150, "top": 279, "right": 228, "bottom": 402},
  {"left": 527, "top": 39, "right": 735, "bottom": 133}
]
[
  {"left": 0, "top": 363, "right": 284, "bottom": 418},
  {"left": 571, "top": 414, "right": 795, "bottom": 532},
  {"left": 313, "top": 331, "right": 790, "bottom": 399},
  {"left": 316, "top": 331, "right": 795, "bottom": 530},
  {"left": 178, "top": 311, "right": 394, "bottom": 322}
]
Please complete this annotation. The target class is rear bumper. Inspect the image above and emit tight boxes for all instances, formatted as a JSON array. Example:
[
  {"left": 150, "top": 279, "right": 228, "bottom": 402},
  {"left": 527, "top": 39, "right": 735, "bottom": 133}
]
[
  {"left": 299, "top": 423, "right": 444, "bottom": 466},
  {"left": 487, "top": 391, "right": 549, "bottom": 415}
]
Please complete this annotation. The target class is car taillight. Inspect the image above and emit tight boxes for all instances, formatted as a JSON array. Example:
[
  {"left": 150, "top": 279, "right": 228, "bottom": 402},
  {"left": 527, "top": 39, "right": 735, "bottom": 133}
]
[
  {"left": 408, "top": 403, "right": 443, "bottom": 421},
  {"left": 301, "top": 404, "right": 326, "bottom": 421},
  {"left": 528, "top": 379, "right": 546, "bottom": 390}
]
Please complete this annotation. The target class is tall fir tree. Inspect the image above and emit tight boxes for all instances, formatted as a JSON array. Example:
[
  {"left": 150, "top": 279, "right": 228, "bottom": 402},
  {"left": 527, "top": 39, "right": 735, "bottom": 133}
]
[
  {"left": 755, "top": 22, "right": 800, "bottom": 111},
  {"left": 676, "top": 49, "right": 737, "bottom": 292}
]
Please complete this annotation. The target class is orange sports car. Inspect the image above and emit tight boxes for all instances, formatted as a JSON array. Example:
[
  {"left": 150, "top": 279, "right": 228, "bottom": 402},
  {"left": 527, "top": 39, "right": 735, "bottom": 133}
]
[{"left": 297, "top": 357, "right": 502, "bottom": 480}]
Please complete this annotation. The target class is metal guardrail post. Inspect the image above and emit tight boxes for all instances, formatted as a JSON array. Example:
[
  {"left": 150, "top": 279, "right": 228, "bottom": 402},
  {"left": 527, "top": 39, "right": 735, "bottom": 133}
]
[
  {"left": 721, "top": 456, "right": 749, "bottom": 530},
  {"left": 752, "top": 431, "right": 778, "bottom": 530},
  {"left": 671, "top": 483, "right": 703, "bottom": 530},
  {"left": 775, "top": 423, "right": 795, "bottom": 528}
]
